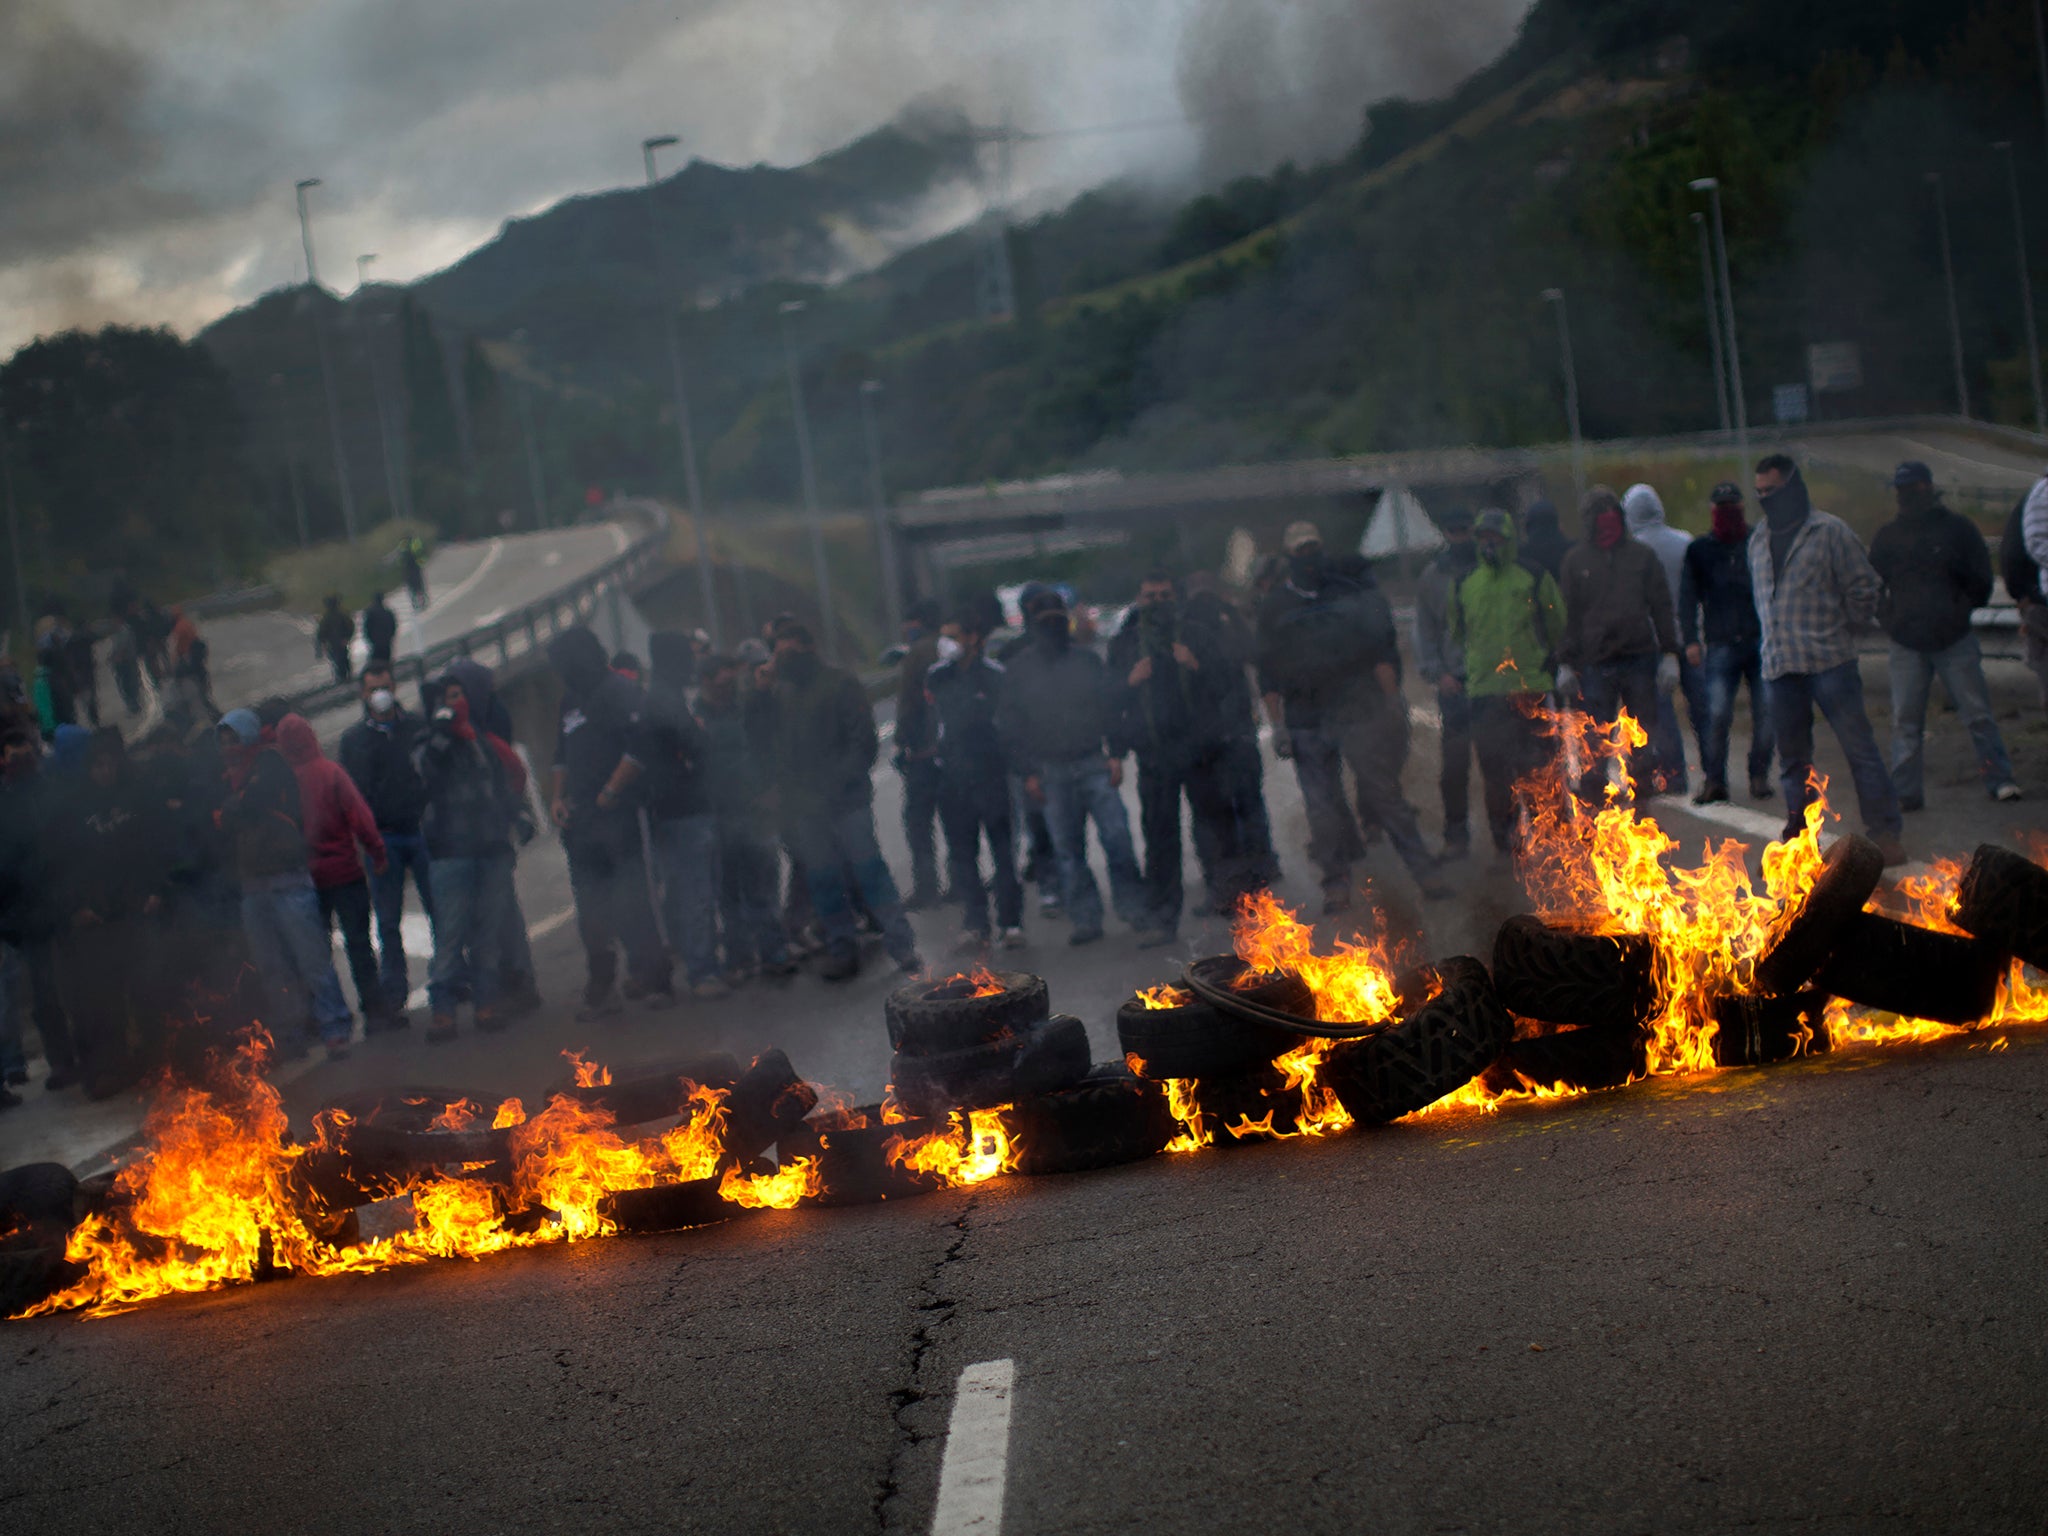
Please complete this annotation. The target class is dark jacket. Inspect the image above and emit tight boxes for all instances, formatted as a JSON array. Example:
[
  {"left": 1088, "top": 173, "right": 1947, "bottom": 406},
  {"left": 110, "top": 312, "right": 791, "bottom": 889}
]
[
  {"left": 926, "top": 655, "right": 1009, "bottom": 783},
  {"left": 222, "top": 747, "right": 308, "bottom": 881},
  {"left": 1557, "top": 538, "right": 1679, "bottom": 667},
  {"left": 339, "top": 708, "right": 429, "bottom": 834},
  {"left": 362, "top": 601, "right": 399, "bottom": 657},
  {"left": 1254, "top": 569, "right": 1401, "bottom": 726},
  {"left": 1868, "top": 503, "right": 1995, "bottom": 653},
  {"left": 0, "top": 773, "right": 55, "bottom": 943},
  {"left": 315, "top": 607, "right": 354, "bottom": 652},
  {"left": 50, "top": 771, "right": 170, "bottom": 923},
  {"left": 415, "top": 715, "right": 516, "bottom": 860},
  {"left": 895, "top": 632, "right": 941, "bottom": 758},
  {"left": 636, "top": 674, "right": 711, "bottom": 822},
  {"left": 995, "top": 639, "right": 1121, "bottom": 770},
  {"left": 695, "top": 689, "right": 776, "bottom": 820},
  {"left": 1678, "top": 534, "right": 1763, "bottom": 649},
  {"left": 766, "top": 662, "right": 878, "bottom": 820},
  {"left": 2001, "top": 496, "right": 2040, "bottom": 607},
  {"left": 1521, "top": 504, "right": 1571, "bottom": 579},
  {"left": 1107, "top": 598, "right": 1253, "bottom": 759}
]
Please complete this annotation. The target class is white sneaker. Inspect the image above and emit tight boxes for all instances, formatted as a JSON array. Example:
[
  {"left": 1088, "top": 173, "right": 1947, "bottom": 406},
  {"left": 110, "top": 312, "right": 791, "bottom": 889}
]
[
  {"left": 1996, "top": 782, "right": 2024, "bottom": 803},
  {"left": 998, "top": 926, "right": 1026, "bottom": 950}
]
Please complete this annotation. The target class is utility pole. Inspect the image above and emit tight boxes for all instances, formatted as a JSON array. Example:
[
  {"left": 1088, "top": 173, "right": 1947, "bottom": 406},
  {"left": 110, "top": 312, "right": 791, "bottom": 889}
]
[
  {"left": 361, "top": 309, "right": 413, "bottom": 523},
  {"left": 1691, "top": 178, "right": 1749, "bottom": 478},
  {"left": 858, "top": 380, "right": 904, "bottom": 639},
  {"left": 1928, "top": 171, "right": 1972, "bottom": 419},
  {"left": 296, "top": 178, "right": 358, "bottom": 541},
  {"left": 779, "top": 300, "right": 838, "bottom": 659},
  {"left": 1995, "top": 142, "right": 2046, "bottom": 436},
  {"left": 270, "top": 373, "right": 309, "bottom": 547},
  {"left": 1, "top": 427, "right": 28, "bottom": 644},
  {"left": 1692, "top": 211, "right": 1731, "bottom": 434},
  {"left": 642, "top": 134, "right": 723, "bottom": 645},
  {"left": 1541, "top": 289, "right": 1586, "bottom": 506}
]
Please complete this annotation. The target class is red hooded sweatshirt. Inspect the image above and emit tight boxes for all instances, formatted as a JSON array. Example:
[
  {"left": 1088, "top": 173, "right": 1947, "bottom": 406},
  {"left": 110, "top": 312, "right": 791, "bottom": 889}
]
[{"left": 277, "top": 713, "right": 387, "bottom": 889}]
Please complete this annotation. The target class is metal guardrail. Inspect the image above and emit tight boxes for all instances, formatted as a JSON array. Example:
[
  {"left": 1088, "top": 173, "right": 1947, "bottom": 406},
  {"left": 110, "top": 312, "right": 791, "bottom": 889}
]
[{"left": 273, "top": 504, "right": 672, "bottom": 718}]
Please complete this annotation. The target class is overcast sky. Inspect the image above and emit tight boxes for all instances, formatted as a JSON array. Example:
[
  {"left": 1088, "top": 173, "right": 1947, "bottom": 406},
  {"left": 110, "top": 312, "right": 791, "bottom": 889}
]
[{"left": 0, "top": 0, "right": 1529, "bottom": 356}]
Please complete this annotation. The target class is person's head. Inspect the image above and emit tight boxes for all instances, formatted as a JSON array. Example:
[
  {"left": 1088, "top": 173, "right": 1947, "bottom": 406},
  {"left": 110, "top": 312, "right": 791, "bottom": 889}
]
[
  {"left": 903, "top": 598, "right": 941, "bottom": 642},
  {"left": 1754, "top": 452, "right": 1799, "bottom": 499},
  {"left": 360, "top": 661, "right": 397, "bottom": 713},
  {"left": 646, "top": 631, "right": 694, "bottom": 686},
  {"left": 1027, "top": 590, "right": 1071, "bottom": 648},
  {"left": 772, "top": 621, "right": 820, "bottom": 683},
  {"left": 1892, "top": 460, "right": 1936, "bottom": 516},
  {"left": 218, "top": 708, "right": 261, "bottom": 751},
  {"left": 1580, "top": 486, "right": 1625, "bottom": 549},
  {"left": 1522, "top": 499, "right": 1559, "bottom": 534},
  {"left": 1, "top": 727, "right": 39, "bottom": 783},
  {"left": 323, "top": 593, "right": 340, "bottom": 611},
  {"left": 1439, "top": 506, "right": 1474, "bottom": 546},
  {"left": 1472, "top": 509, "right": 1513, "bottom": 566},
  {"left": 546, "top": 626, "right": 609, "bottom": 695},
  {"left": 610, "top": 650, "right": 642, "bottom": 682},
  {"left": 697, "top": 653, "right": 741, "bottom": 707},
  {"left": 1136, "top": 570, "right": 1177, "bottom": 610},
  {"left": 1281, "top": 520, "right": 1325, "bottom": 587},
  {"left": 436, "top": 676, "right": 466, "bottom": 710},
  {"left": 1709, "top": 482, "right": 1749, "bottom": 542},
  {"left": 86, "top": 726, "right": 126, "bottom": 788},
  {"left": 254, "top": 695, "right": 290, "bottom": 732},
  {"left": 940, "top": 611, "right": 985, "bottom": 664},
  {"left": 369, "top": 590, "right": 387, "bottom": 609}
]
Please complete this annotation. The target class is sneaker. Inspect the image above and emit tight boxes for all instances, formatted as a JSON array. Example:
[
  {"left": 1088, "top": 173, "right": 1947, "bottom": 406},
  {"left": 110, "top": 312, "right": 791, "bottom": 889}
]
[
  {"left": 574, "top": 993, "right": 622, "bottom": 1023},
  {"left": 817, "top": 948, "right": 861, "bottom": 983},
  {"left": 954, "top": 929, "right": 991, "bottom": 955},
  {"left": 425, "top": 1013, "right": 459, "bottom": 1044},
  {"left": 1995, "top": 782, "right": 2024, "bottom": 803},
  {"left": 1779, "top": 819, "right": 1805, "bottom": 843},
  {"left": 1876, "top": 834, "right": 1910, "bottom": 868},
  {"left": 1038, "top": 892, "right": 1063, "bottom": 917},
  {"left": 998, "top": 926, "right": 1026, "bottom": 950},
  {"left": 1068, "top": 926, "right": 1104, "bottom": 947},
  {"left": 1749, "top": 774, "right": 1774, "bottom": 801},
  {"left": 1134, "top": 927, "right": 1177, "bottom": 949},
  {"left": 1691, "top": 781, "right": 1729, "bottom": 806},
  {"left": 689, "top": 980, "right": 732, "bottom": 1001}
]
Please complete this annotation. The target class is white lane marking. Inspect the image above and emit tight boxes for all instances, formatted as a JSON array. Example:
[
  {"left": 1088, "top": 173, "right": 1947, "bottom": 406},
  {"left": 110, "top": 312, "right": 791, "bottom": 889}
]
[{"left": 932, "top": 1358, "right": 1016, "bottom": 1536}]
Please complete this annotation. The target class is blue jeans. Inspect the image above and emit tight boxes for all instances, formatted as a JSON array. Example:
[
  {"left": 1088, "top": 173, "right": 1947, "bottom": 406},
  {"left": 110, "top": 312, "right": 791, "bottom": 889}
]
[
  {"left": 1701, "top": 640, "right": 1773, "bottom": 789},
  {"left": 784, "top": 803, "right": 918, "bottom": 964},
  {"left": 1768, "top": 660, "right": 1902, "bottom": 838},
  {"left": 1650, "top": 656, "right": 1709, "bottom": 792},
  {"left": 717, "top": 816, "right": 789, "bottom": 969},
  {"left": 426, "top": 854, "right": 516, "bottom": 1016},
  {"left": 1037, "top": 756, "right": 1150, "bottom": 935},
  {"left": 368, "top": 830, "right": 435, "bottom": 1012},
  {"left": 1888, "top": 635, "right": 2016, "bottom": 803},
  {"left": 941, "top": 773, "right": 1021, "bottom": 936},
  {"left": 0, "top": 944, "right": 26, "bottom": 1079},
  {"left": 653, "top": 813, "right": 722, "bottom": 985},
  {"left": 1578, "top": 652, "right": 1661, "bottom": 798},
  {"left": 240, "top": 872, "right": 353, "bottom": 1044}
]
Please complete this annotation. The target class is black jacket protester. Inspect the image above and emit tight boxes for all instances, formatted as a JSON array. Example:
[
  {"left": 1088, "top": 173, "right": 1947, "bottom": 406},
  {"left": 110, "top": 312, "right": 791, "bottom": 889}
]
[{"left": 1867, "top": 503, "right": 1995, "bottom": 654}]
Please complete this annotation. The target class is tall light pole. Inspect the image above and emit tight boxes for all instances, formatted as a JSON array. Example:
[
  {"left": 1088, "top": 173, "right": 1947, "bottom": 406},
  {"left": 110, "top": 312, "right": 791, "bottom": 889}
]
[
  {"left": 356, "top": 252, "right": 377, "bottom": 290},
  {"left": 1692, "top": 210, "right": 1731, "bottom": 434},
  {"left": 296, "top": 177, "right": 358, "bottom": 541},
  {"left": 642, "top": 134, "right": 722, "bottom": 645},
  {"left": 507, "top": 329, "right": 549, "bottom": 530},
  {"left": 779, "top": 300, "right": 837, "bottom": 659},
  {"left": 361, "top": 309, "right": 413, "bottom": 524},
  {"left": 269, "top": 373, "right": 309, "bottom": 547},
  {"left": 1541, "top": 289, "right": 1585, "bottom": 506},
  {"left": 1690, "top": 177, "right": 1749, "bottom": 477},
  {"left": 1995, "top": 142, "right": 2046, "bottom": 436},
  {"left": 858, "top": 380, "right": 904, "bottom": 639},
  {"left": 1928, "top": 171, "right": 1972, "bottom": 420}
]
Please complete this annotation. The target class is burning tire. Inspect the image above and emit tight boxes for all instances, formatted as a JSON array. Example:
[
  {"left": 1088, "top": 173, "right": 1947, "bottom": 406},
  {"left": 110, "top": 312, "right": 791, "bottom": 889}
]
[
  {"left": 1322, "top": 957, "right": 1512, "bottom": 1125},
  {"left": 890, "top": 1014, "right": 1091, "bottom": 1119},
  {"left": 0, "top": 1163, "right": 79, "bottom": 1228},
  {"left": 885, "top": 971, "right": 1050, "bottom": 1055},
  {"left": 1811, "top": 912, "right": 2003, "bottom": 1026},
  {"left": 1198, "top": 1062, "right": 1311, "bottom": 1141},
  {"left": 1116, "top": 988, "right": 1304, "bottom": 1081},
  {"left": 1481, "top": 1025, "right": 1649, "bottom": 1094},
  {"left": 779, "top": 1107, "right": 946, "bottom": 1207},
  {"left": 1711, "top": 991, "right": 1831, "bottom": 1067},
  {"left": 0, "top": 1246, "right": 86, "bottom": 1320},
  {"left": 542, "top": 1053, "right": 745, "bottom": 1128},
  {"left": 598, "top": 1177, "right": 736, "bottom": 1235},
  {"left": 1004, "top": 1065, "right": 1176, "bottom": 1175},
  {"left": 317, "top": 1085, "right": 489, "bottom": 1133},
  {"left": 1490, "top": 916, "right": 1660, "bottom": 1032},
  {"left": 1954, "top": 844, "right": 2048, "bottom": 971},
  {"left": 1753, "top": 834, "right": 1885, "bottom": 996},
  {"left": 1180, "top": 955, "right": 1318, "bottom": 1030}
]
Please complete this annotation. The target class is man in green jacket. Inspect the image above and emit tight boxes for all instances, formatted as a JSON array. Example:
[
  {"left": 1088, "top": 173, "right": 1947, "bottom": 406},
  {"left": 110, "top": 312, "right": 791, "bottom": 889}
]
[{"left": 1449, "top": 510, "right": 1567, "bottom": 859}]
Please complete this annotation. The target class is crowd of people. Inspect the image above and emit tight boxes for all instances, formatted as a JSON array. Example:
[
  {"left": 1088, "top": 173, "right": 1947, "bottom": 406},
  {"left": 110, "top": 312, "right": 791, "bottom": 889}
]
[{"left": 0, "top": 449, "right": 2024, "bottom": 1110}]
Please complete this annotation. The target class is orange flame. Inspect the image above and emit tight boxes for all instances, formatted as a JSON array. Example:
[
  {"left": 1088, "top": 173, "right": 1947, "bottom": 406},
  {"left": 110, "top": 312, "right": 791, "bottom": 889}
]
[
  {"left": 1135, "top": 985, "right": 1193, "bottom": 1010},
  {"left": 719, "top": 1157, "right": 821, "bottom": 1210},
  {"left": 1232, "top": 890, "right": 1401, "bottom": 1025},
  {"left": 930, "top": 967, "right": 1006, "bottom": 999},
  {"left": 886, "top": 1108, "right": 1014, "bottom": 1186},
  {"left": 562, "top": 1049, "right": 612, "bottom": 1088}
]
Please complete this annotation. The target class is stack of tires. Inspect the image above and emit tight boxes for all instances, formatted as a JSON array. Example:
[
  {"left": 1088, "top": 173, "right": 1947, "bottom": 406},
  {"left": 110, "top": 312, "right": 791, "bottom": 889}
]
[{"left": 0, "top": 1163, "right": 86, "bottom": 1317}]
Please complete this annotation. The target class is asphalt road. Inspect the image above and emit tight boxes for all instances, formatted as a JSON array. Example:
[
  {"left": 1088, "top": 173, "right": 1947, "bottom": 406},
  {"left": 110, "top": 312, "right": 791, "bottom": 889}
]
[
  {"left": 8, "top": 536, "right": 2048, "bottom": 1529},
  {"left": 1791, "top": 424, "right": 2044, "bottom": 494}
]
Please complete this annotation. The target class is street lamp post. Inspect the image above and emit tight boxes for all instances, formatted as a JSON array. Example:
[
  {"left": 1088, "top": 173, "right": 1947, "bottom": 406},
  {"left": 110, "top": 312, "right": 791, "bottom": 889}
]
[
  {"left": 1927, "top": 171, "right": 1972, "bottom": 420},
  {"left": 642, "top": 134, "right": 722, "bottom": 645},
  {"left": 858, "top": 380, "right": 904, "bottom": 639},
  {"left": 1691, "top": 210, "right": 1731, "bottom": 434},
  {"left": 1541, "top": 289, "right": 1586, "bottom": 506},
  {"left": 779, "top": 301, "right": 837, "bottom": 659},
  {"left": 1690, "top": 177, "right": 1749, "bottom": 477},
  {"left": 296, "top": 178, "right": 358, "bottom": 541},
  {"left": 1995, "top": 142, "right": 2045, "bottom": 436}
]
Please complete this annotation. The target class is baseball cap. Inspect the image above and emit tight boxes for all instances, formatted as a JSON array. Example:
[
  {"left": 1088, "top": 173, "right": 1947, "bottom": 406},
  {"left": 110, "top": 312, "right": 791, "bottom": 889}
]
[
  {"left": 1282, "top": 520, "right": 1323, "bottom": 554},
  {"left": 1891, "top": 460, "right": 1933, "bottom": 488},
  {"left": 1473, "top": 509, "right": 1512, "bottom": 538},
  {"left": 1709, "top": 481, "right": 1744, "bottom": 505}
]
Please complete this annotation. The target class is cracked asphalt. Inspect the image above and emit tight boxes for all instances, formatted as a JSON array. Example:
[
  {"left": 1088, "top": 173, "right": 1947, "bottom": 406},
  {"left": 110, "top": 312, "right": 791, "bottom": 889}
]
[{"left": 5, "top": 642, "right": 2048, "bottom": 1532}]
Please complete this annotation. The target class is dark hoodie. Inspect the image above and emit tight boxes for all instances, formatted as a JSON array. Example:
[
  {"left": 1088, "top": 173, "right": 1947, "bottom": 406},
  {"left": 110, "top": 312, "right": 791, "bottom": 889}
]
[
  {"left": 1868, "top": 495, "right": 1995, "bottom": 654},
  {"left": 1520, "top": 501, "right": 1571, "bottom": 579},
  {"left": 415, "top": 692, "right": 518, "bottom": 860},
  {"left": 548, "top": 627, "right": 647, "bottom": 813},
  {"left": 636, "top": 631, "right": 711, "bottom": 821}
]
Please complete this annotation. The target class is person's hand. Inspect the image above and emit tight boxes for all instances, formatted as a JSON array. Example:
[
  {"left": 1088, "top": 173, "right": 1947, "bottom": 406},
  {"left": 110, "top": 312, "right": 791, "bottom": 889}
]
[
  {"left": 1685, "top": 643, "right": 1703, "bottom": 668},
  {"left": 595, "top": 786, "right": 616, "bottom": 812},
  {"left": 372, "top": 856, "right": 389, "bottom": 876},
  {"left": 1170, "top": 642, "right": 1199, "bottom": 670},
  {"left": 1107, "top": 757, "right": 1124, "bottom": 789},
  {"left": 1024, "top": 774, "right": 1045, "bottom": 807},
  {"left": 1127, "top": 656, "right": 1154, "bottom": 686},
  {"left": 1438, "top": 674, "right": 1463, "bottom": 696},
  {"left": 550, "top": 796, "right": 572, "bottom": 829}
]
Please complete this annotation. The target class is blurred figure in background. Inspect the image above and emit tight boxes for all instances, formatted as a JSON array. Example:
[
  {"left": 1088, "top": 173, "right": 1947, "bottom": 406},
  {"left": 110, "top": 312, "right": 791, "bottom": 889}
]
[
  {"left": 892, "top": 598, "right": 947, "bottom": 910},
  {"left": 1556, "top": 486, "right": 1677, "bottom": 802},
  {"left": 0, "top": 725, "right": 74, "bottom": 1090},
  {"left": 108, "top": 624, "right": 144, "bottom": 716},
  {"left": 315, "top": 595, "right": 354, "bottom": 685},
  {"left": 633, "top": 631, "right": 727, "bottom": 1000},
  {"left": 362, "top": 591, "right": 398, "bottom": 665},
  {"left": 1181, "top": 572, "right": 1279, "bottom": 907},
  {"left": 997, "top": 584, "right": 1063, "bottom": 919},
  {"left": 276, "top": 713, "right": 387, "bottom": 1036},
  {"left": 694, "top": 652, "right": 795, "bottom": 984},
  {"left": 927, "top": 608, "right": 1023, "bottom": 953},
  {"left": 340, "top": 660, "right": 434, "bottom": 1027},
  {"left": 1679, "top": 482, "right": 1774, "bottom": 804},
  {"left": 1413, "top": 506, "right": 1478, "bottom": 859},
  {"left": 1624, "top": 482, "right": 1705, "bottom": 796},
  {"left": 2001, "top": 488, "right": 2048, "bottom": 708},
  {"left": 399, "top": 538, "right": 429, "bottom": 610},
  {"left": 1519, "top": 499, "right": 1570, "bottom": 579},
  {"left": 447, "top": 657, "right": 537, "bottom": 1013}
]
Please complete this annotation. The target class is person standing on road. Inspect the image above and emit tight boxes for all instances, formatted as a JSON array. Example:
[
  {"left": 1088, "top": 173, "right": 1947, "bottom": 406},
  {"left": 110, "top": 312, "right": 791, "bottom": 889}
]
[
  {"left": 893, "top": 599, "right": 947, "bottom": 911},
  {"left": 694, "top": 654, "right": 795, "bottom": 985},
  {"left": 0, "top": 727, "right": 76, "bottom": 1090},
  {"left": 1624, "top": 483, "right": 1706, "bottom": 797},
  {"left": 1679, "top": 483, "right": 1775, "bottom": 805},
  {"left": 362, "top": 592, "right": 399, "bottom": 666},
  {"left": 760, "top": 622, "right": 922, "bottom": 981},
  {"left": 2001, "top": 491, "right": 2048, "bottom": 709},
  {"left": 928, "top": 609, "right": 1025, "bottom": 954},
  {"left": 998, "top": 591, "right": 1164, "bottom": 946},
  {"left": 1180, "top": 576, "right": 1280, "bottom": 908},
  {"left": 1868, "top": 461, "right": 2019, "bottom": 810},
  {"left": 997, "top": 585, "right": 1064, "bottom": 921},
  {"left": 1413, "top": 506, "right": 1479, "bottom": 859},
  {"left": 415, "top": 673, "right": 524, "bottom": 1043},
  {"left": 446, "top": 658, "right": 539, "bottom": 1014},
  {"left": 1749, "top": 454, "right": 1905, "bottom": 862},
  {"left": 315, "top": 596, "right": 354, "bottom": 685},
  {"left": 276, "top": 713, "right": 388, "bottom": 1035},
  {"left": 399, "top": 539, "right": 429, "bottom": 610},
  {"left": 339, "top": 662, "right": 433, "bottom": 1028},
  {"left": 1519, "top": 499, "right": 1571, "bottom": 579},
  {"left": 624, "top": 631, "right": 728, "bottom": 1000},
  {"left": 547, "top": 627, "right": 671, "bottom": 1017},
  {"left": 1257, "top": 522, "right": 1451, "bottom": 911},
  {"left": 1448, "top": 510, "right": 1565, "bottom": 861},
  {"left": 1556, "top": 487, "right": 1679, "bottom": 801}
]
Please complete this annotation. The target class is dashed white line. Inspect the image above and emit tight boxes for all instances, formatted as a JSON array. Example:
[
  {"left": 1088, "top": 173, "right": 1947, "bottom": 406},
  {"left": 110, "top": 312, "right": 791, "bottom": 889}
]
[{"left": 931, "top": 1358, "right": 1016, "bottom": 1536}]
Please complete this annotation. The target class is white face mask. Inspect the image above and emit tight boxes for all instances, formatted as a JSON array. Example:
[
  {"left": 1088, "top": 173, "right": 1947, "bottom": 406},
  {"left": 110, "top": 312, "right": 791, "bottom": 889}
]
[
  {"left": 934, "top": 635, "right": 964, "bottom": 663},
  {"left": 368, "top": 688, "right": 396, "bottom": 716}
]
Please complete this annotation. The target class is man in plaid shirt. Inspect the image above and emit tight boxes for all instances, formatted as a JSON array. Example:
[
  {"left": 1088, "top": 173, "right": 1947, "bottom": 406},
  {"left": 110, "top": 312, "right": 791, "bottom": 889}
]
[{"left": 1748, "top": 453, "right": 1905, "bottom": 864}]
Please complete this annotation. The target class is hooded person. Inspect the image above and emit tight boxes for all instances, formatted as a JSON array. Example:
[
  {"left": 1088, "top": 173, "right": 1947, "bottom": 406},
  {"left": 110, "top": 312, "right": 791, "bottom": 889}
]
[
  {"left": 692, "top": 649, "right": 794, "bottom": 982},
  {"left": 1413, "top": 506, "right": 1480, "bottom": 858},
  {"left": 1867, "top": 461, "right": 2018, "bottom": 810},
  {"left": 362, "top": 591, "right": 398, "bottom": 663},
  {"left": 1624, "top": 482, "right": 1708, "bottom": 797},
  {"left": 1448, "top": 510, "right": 1567, "bottom": 859},
  {"left": 276, "top": 713, "right": 388, "bottom": 1030},
  {"left": 547, "top": 626, "right": 671, "bottom": 1015},
  {"left": 444, "top": 655, "right": 540, "bottom": 1010},
  {"left": 1679, "top": 483, "right": 1774, "bottom": 804},
  {"left": 340, "top": 662, "right": 432, "bottom": 1024},
  {"left": 1519, "top": 499, "right": 1570, "bottom": 579},
  {"left": 1748, "top": 454, "right": 1903, "bottom": 861}
]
